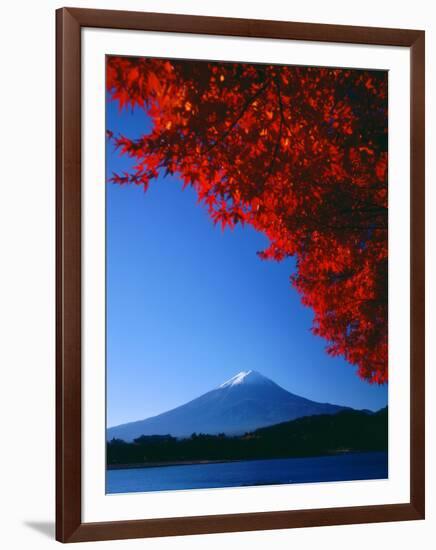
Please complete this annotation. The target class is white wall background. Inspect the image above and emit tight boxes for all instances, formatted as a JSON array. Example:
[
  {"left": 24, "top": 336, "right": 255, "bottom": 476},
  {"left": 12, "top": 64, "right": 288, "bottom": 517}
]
[{"left": 0, "top": 0, "right": 433, "bottom": 548}]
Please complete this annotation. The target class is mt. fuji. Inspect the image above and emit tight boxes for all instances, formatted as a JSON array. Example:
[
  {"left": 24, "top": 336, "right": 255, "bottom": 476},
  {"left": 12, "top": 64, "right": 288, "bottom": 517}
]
[{"left": 107, "top": 370, "right": 350, "bottom": 441}]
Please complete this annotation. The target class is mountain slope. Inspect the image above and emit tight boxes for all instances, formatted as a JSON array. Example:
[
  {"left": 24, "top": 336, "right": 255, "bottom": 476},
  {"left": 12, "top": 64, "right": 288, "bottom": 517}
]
[{"left": 107, "top": 370, "right": 351, "bottom": 441}]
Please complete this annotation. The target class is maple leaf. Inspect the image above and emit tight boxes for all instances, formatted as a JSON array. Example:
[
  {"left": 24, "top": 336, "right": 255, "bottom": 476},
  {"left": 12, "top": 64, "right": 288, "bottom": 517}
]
[{"left": 106, "top": 56, "right": 388, "bottom": 384}]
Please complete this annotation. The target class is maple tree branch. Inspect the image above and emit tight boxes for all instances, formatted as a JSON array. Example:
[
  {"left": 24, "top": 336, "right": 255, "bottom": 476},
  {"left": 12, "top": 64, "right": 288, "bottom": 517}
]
[
  {"left": 322, "top": 223, "right": 387, "bottom": 231},
  {"left": 257, "top": 77, "right": 285, "bottom": 191},
  {"left": 332, "top": 202, "right": 387, "bottom": 215},
  {"left": 107, "top": 58, "right": 389, "bottom": 384},
  {"left": 260, "top": 115, "right": 283, "bottom": 188},
  {"left": 285, "top": 215, "right": 387, "bottom": 233},
  {"left": 275, "top": 74, "right": 293, "bottom": 134},
  {"left": 203, "top": 78, "right": 271, "bottom": 154}
]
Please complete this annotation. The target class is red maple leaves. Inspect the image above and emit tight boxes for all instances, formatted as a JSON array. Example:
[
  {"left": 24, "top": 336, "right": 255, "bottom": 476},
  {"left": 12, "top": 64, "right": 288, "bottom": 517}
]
[{"left": 107, "top": 56, "right": 388, "bottom": 384}]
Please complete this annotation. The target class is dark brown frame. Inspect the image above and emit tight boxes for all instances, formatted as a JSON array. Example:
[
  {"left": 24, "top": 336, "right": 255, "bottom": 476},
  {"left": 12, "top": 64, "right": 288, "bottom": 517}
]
[{"left": 56, "top": 7, "right": 425, "bottom": 543}]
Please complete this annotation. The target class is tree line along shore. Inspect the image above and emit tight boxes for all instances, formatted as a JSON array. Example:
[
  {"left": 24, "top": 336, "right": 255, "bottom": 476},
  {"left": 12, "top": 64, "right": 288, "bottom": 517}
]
[{"left": 107, "top": 408, "right": 388, "bottom": 469}]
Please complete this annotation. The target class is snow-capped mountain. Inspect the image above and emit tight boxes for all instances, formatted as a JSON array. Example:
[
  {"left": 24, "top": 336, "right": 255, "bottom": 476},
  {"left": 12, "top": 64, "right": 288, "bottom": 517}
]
[{"left": 107, "top": 370, "right": 350, "bottom": 441}]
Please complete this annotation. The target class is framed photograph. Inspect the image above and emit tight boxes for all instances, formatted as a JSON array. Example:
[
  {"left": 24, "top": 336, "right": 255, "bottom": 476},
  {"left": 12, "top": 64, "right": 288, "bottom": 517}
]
[{"left": 56, "top": 7, "right": 425, "bottom": 543}]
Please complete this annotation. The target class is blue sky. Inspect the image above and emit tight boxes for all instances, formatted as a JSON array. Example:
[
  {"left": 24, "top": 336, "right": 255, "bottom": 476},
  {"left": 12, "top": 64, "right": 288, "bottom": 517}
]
[{"left": 106, "top": 96, "right": 388, "bottom": 428}]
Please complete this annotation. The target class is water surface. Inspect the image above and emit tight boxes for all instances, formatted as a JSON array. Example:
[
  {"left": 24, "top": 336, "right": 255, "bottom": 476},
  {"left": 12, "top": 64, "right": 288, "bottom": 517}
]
[{"left": 106, "top": 451, "right": 388, "bottom": 494}]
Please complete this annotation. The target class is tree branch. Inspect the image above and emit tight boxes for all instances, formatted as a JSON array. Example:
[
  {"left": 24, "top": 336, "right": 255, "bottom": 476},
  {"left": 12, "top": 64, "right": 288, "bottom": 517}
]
[
  {"left": 203, "top": 78, "right": 271, "bottom": 154},
  {"left": 257, "top": 77, "right": 285, "bottom": 191}
]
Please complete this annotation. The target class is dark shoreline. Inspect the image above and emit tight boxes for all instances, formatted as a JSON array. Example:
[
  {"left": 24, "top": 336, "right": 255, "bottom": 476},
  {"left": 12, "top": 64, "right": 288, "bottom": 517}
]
[
  {"left": 107, "top": 458, "right": 251, "bottom": 470},
  {"left": 106, "top": 450, "right": 369, "bottom": 471},
  {"left": 107, "top": 409, "right": 388, "bottom": 471}
]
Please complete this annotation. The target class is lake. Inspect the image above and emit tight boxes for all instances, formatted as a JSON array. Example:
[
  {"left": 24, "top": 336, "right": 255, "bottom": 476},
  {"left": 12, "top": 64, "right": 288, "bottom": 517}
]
[{"left": 106, "top": 451, "right": 388, "bottom": 494}]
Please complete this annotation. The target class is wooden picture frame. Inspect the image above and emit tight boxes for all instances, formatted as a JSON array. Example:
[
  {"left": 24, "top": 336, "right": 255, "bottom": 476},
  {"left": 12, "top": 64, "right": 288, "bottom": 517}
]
[{"left": 56, "top": 7, "right": 425, "bottom": 543}]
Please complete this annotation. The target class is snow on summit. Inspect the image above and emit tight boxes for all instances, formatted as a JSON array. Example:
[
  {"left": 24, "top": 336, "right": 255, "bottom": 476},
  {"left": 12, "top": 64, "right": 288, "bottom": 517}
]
[
  {"left": 219, "top": 370, "right": 271, "bottom": 388},
  {"left": 107, "top": 369, "right": 349, "bottom": 441}
]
